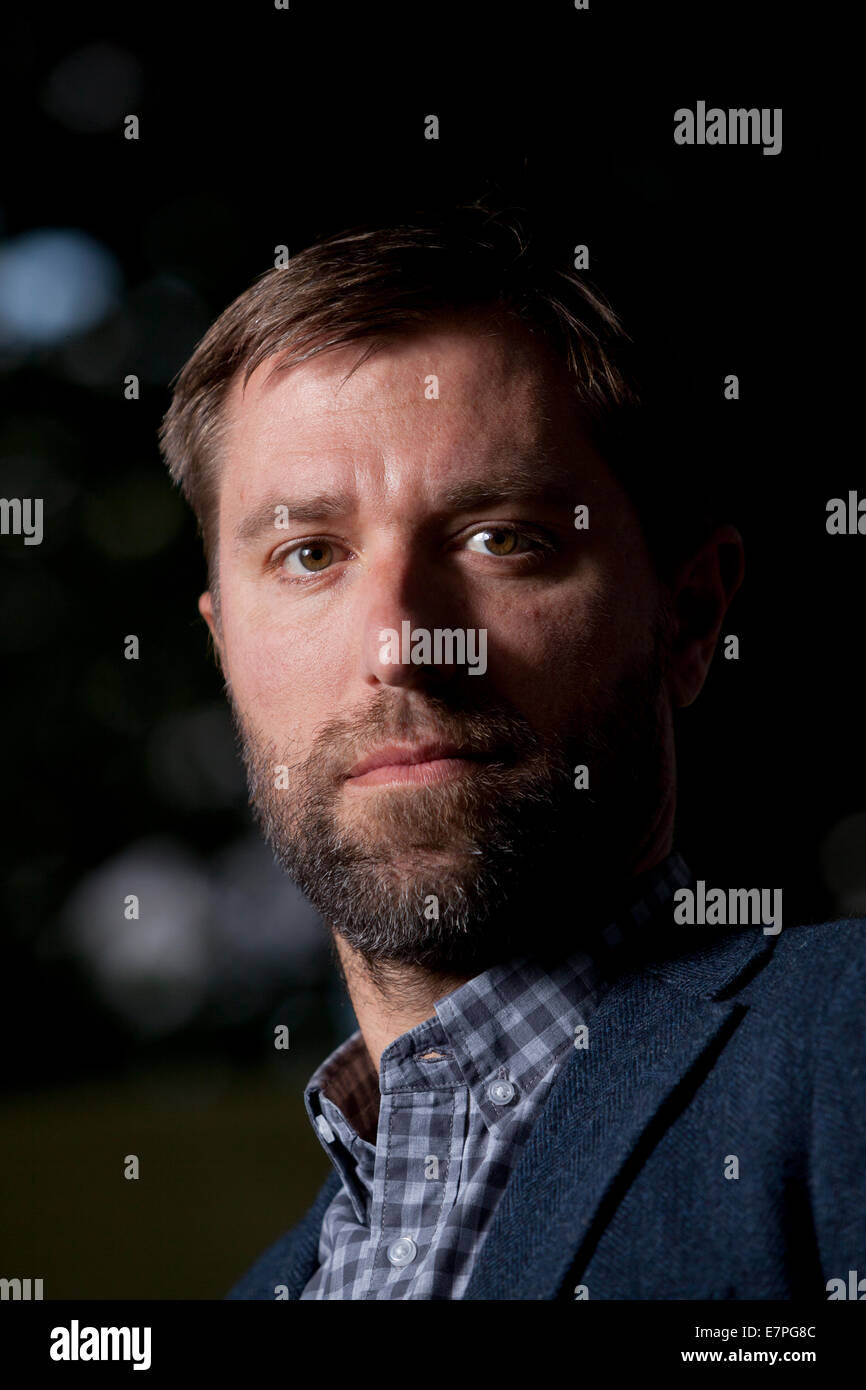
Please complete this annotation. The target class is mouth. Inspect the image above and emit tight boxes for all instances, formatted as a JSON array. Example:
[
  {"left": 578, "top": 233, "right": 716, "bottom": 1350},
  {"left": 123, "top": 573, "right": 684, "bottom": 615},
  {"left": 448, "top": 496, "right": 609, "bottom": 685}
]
[{"left": 345, "top": 741, "right": 491, "bottom": 787}]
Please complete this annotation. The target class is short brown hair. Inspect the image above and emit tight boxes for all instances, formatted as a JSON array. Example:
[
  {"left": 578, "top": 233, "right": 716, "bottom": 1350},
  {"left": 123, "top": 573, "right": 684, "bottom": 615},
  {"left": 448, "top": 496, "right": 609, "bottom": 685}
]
[{"left": 159, "top": 202, "right": 703, "bottom": 596}]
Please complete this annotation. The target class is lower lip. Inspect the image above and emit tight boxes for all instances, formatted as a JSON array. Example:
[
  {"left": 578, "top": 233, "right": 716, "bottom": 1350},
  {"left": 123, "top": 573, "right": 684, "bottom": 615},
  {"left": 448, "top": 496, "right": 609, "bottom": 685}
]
[{"left": 347, "top": 757, "right": 481, "bottom": 787}]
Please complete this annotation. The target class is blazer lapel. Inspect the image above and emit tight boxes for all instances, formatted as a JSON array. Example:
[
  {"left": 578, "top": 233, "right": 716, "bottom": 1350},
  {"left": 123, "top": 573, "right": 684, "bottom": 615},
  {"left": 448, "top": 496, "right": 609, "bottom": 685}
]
[{"left": 463, "top": 925, "right": 773, "bottom": 1300}]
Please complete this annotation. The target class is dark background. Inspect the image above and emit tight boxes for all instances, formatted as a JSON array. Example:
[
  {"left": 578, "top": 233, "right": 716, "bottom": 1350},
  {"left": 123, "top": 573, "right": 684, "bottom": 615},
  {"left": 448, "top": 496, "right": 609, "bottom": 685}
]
[{"left": 1, "top": 3, "right": 860, "bottom": 1296}]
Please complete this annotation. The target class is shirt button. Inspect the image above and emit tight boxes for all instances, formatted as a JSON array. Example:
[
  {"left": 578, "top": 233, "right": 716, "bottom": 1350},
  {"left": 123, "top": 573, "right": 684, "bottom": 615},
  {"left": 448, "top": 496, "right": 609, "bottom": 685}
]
[
  {"left": 488, "top": 1078, "right": 516, "bottom": 1105},
  {"left": 316, "top": 1115, "right": 336, "bottom": 1143},
  {"left": 387, "top": 1236, "right": 417, "bottom": 1267}
]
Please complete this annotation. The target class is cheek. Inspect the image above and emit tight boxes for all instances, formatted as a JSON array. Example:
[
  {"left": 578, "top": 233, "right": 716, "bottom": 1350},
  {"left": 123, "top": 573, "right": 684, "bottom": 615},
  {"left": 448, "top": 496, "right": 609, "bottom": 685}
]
[
  {"left": 482, "top": 572, "right": 619, "bottom": 674},
  {"left": 226, "top": 633, "right": 290, "bottom": 708},
  {"left": 219, "top": 588, "right": 353, "bottom": 736},
  {"left": 217, "top": 579, "right": 294, "bottom": 712}
]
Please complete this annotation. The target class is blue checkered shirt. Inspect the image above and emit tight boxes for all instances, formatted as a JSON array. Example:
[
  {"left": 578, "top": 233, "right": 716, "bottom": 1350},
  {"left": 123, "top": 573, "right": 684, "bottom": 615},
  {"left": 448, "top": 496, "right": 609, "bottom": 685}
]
[{"left": 300, "top": 851, "right": 693, "bottom": 1299}]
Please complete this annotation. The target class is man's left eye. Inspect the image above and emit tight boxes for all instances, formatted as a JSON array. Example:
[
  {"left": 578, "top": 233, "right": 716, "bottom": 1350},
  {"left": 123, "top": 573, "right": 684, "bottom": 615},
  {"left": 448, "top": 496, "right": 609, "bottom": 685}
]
[{"left": 465, "top": 526, "right": 527, "bottom": 556}]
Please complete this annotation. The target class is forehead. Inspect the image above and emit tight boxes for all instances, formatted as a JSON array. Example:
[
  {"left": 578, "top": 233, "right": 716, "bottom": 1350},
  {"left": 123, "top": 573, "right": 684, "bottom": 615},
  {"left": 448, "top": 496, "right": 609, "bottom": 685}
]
[
  {"left": 217, "top": 314, "right": 603, "bottom": 517},
  {"left": 228, "top": 312, "right": 580, "bottom": 437}
]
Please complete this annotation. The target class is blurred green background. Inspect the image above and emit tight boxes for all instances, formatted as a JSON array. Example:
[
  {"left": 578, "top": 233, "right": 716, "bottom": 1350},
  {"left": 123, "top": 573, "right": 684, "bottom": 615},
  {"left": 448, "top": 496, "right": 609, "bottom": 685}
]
[{"left": 0, "top": 1056, "right": 331, "bottom": 1298}]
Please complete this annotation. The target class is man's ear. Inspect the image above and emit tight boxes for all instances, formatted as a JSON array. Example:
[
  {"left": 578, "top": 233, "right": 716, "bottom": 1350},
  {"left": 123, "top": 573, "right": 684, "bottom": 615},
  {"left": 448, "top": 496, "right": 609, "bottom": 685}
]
[
  {"left": 198, "top": 590, "right": 224, "bottom": 672},
  {"left": 666, "top": 523, "right": 744, "bottom": 709}
]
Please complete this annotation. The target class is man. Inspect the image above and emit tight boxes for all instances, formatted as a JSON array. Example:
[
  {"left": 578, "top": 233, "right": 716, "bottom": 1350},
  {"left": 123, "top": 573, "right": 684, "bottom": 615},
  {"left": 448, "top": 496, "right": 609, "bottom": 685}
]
[{"left": 160, "top": 205, "right": 865, "bottom": 1300}]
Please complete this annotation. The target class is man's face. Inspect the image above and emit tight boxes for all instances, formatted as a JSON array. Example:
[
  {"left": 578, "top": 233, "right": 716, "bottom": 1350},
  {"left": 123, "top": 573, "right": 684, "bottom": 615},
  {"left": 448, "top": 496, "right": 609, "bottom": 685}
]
[{"left": 202, "top": 314, "right": 675, "bottom": 973}]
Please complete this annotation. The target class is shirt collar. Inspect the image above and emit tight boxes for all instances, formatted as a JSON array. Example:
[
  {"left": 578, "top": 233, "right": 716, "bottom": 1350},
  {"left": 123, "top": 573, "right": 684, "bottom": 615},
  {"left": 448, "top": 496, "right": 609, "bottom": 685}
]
[{"left": 304, "top": 850, "right": 693, "bottom": 1153}]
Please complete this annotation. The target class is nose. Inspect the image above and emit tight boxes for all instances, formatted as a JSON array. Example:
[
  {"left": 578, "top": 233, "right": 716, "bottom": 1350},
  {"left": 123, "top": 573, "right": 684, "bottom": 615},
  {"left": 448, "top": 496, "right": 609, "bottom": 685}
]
[{"left": 358, "top": 542, "right": 468, "bottom": 691}]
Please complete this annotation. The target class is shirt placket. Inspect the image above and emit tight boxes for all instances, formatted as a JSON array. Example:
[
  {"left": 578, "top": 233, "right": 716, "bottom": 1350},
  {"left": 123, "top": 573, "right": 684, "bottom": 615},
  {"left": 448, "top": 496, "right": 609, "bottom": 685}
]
[{"left": 364, "top": 1041, "right": 466, "bottom": 1298}]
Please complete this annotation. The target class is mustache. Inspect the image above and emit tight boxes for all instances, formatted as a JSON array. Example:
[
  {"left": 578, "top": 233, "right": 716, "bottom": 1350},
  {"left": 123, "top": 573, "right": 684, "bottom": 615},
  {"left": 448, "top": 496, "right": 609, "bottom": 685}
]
[{"left": 233, "top": 688, "right": 552, "bottom": 782}]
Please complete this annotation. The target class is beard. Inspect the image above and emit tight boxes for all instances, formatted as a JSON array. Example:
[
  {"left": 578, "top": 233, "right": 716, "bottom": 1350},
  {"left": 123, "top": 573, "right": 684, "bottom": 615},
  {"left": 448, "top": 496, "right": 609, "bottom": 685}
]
[{"left": 226, "top": 619, "right": 672, "bottom": 977}]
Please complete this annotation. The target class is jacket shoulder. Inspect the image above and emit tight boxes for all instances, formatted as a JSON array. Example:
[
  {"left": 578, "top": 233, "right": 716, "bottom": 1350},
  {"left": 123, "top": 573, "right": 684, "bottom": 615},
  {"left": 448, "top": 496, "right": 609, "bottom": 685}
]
[
  {"left": 770, "top": 913, "right": 866, "bottom": 959},
  {"left": 770, "top": 918, "right": 866, "bottom": 1272},
  {"left": 759, "top": 915, "right": 866, "bottom": 998},
  {"left": 736, "top": 915, "right": 866, "bottom": 1067}
]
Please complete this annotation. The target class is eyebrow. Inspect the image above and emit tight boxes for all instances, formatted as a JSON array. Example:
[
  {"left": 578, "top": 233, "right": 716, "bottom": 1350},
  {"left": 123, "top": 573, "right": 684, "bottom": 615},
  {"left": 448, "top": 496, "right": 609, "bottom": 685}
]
[
  {"left": 233, "top": 491, "right": 355, "bottom": 546},
  {"left": 231, "top": 458, "right": 581, "bottom": 549}
]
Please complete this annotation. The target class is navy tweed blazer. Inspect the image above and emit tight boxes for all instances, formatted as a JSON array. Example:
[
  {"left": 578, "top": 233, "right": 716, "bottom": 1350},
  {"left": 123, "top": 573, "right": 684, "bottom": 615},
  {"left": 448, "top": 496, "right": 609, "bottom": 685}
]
[{"left": 226, "top": 913, "right": 866, "bottom": 1300}]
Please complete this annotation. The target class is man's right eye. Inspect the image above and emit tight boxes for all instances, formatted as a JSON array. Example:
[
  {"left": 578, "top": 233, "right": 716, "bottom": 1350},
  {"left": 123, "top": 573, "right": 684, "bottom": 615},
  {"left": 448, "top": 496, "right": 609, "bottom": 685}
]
[{"left": 274, "top": 539, "right": 350, "bottom": 579}]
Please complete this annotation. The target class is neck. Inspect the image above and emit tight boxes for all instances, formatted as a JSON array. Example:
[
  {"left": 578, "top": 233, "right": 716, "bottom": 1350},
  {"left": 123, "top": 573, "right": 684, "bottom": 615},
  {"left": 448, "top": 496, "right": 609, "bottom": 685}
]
[
  {"left": 331, "top": 812, "right": 677, "bottom": 1076},
  {"left": 332, "top": 935, "right": 471, "bottom": 1075}
]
